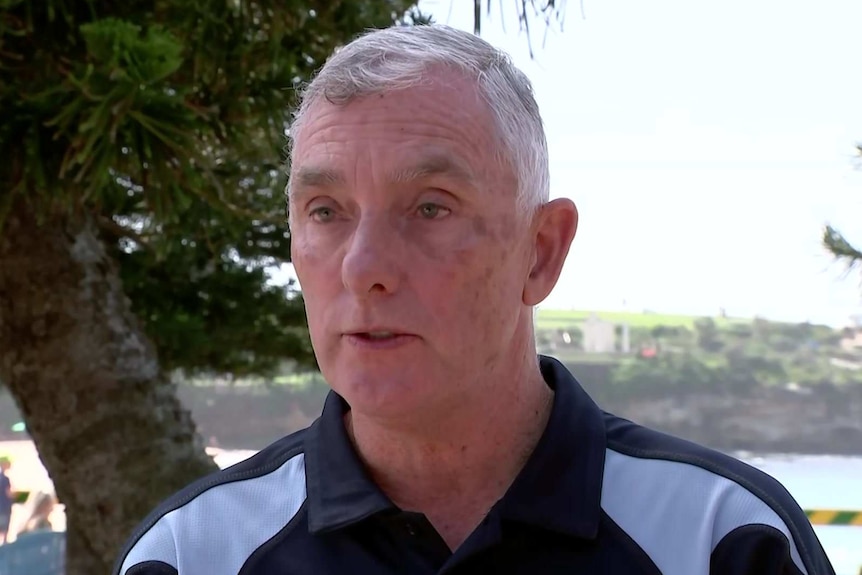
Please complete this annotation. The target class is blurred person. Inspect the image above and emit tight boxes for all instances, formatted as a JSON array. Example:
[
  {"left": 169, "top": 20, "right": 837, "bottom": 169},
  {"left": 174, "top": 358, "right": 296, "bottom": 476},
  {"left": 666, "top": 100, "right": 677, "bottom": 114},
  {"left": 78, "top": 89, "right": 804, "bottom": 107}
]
[
  {"left": 115, "top": 25, "right": 835, "bottom": 575},
  {"left": 17, "top": 491, "right": 55, "bottom": 536},
  {"left": 0, "top": 457, "right": 12, "bottom": 544}
]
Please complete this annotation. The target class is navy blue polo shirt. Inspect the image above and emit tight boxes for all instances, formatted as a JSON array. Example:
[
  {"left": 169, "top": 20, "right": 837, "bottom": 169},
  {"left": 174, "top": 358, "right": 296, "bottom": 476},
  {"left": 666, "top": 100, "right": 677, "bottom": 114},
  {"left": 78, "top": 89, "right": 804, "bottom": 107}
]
[{"left": 115, "top": 356, "right": 834, "bottom": 575}]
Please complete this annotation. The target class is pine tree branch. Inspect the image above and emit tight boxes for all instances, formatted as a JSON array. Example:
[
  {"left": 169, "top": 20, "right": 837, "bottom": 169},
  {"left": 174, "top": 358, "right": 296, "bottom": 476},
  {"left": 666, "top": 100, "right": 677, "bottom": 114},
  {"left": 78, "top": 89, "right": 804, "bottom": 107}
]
[
  {"left": 823, "top": 224, "right": 862, "bottom": 268},
  {"left": 97, "top": 215, "right": 152, "bottom": 251}
]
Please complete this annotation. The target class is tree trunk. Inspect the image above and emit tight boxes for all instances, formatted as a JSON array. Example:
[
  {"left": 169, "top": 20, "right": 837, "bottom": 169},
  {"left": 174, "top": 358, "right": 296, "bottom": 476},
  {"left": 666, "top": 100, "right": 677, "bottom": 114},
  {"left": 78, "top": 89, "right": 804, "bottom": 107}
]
[{"left": 0, "top": 202, "right": 218, "bottom": 575}]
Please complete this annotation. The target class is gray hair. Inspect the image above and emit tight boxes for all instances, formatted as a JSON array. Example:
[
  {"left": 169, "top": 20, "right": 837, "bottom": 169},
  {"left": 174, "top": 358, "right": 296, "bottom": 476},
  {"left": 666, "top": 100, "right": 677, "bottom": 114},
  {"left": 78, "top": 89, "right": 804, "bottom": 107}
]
[{"left": 287, "top": 24, "right": 550, "bottom": 214}]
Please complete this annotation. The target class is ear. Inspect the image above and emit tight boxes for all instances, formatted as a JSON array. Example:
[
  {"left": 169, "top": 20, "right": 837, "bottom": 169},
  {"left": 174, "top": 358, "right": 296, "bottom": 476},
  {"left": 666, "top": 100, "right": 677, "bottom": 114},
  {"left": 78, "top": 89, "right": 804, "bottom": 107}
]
[{"left": 523, "top": 198, "right": 578, "bottom": 306}]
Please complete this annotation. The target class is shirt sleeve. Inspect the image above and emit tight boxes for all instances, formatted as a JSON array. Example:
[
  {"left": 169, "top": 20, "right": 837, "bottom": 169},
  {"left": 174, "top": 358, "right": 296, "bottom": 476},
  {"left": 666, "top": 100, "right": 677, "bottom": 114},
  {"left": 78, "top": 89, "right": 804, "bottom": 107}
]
[
  {"left": 113, "top": 515, "right": 179, "bottom": 575},
  {"left": 710, "top": 523, "right": 835, "bottom": 575},
  {"left": 124, "top": 561, "right": 179, "bottom": 575}
]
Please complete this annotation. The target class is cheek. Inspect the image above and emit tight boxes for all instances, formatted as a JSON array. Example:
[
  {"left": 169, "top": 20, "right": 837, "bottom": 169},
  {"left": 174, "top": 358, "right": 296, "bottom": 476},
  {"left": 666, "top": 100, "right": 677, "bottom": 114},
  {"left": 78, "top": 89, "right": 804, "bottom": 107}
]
[
  {"left": 434, "top": 264, "right": 518, "bottom": 367},
  {"left": 290, "top": 236, "right": 342, "bottom": 338},
  {"left": 439, "top": 255, "right": 518, "bottom": 334},
  {"left": 291, "top": 232, "right": 338, "bottom": 284},
  {"left": 470, "top": 241, "right": 530, "bottom": 319}
]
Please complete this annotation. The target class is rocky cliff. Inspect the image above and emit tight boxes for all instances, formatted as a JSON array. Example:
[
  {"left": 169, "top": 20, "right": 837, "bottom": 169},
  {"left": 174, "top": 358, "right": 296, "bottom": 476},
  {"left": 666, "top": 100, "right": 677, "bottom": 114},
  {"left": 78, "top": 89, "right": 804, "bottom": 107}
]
[{"left": 1, "top": 379, "right": 860, "bottom": 454}]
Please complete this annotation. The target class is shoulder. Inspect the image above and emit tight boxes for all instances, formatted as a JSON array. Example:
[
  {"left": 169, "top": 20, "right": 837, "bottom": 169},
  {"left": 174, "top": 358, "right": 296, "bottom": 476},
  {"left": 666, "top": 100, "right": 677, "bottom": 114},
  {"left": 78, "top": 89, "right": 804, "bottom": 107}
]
[
  {"left": 601, "top": 413, "right": 833, "bottom": 575},
  {"left": 113, "top": 429, "right": 309, "bottom": 575}
]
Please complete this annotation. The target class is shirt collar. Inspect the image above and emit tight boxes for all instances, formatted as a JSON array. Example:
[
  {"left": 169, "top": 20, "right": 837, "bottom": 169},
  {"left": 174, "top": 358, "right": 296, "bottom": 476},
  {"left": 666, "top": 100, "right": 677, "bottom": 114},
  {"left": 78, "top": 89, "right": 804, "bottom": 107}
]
[
  {"left": 305, "top": 391, "right": 393, "bottom": 534},
  {"left": 304, "top": 355, "right": 607, "bottom": 539},
  {"left": 494, "top": 355, "right": 606, "bottom": 539}
]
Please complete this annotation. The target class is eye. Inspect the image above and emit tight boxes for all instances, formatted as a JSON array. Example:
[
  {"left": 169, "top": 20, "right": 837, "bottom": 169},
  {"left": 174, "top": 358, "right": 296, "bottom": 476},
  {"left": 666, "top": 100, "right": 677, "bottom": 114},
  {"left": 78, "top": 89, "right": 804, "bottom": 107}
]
[
  {"left": 309, "top": 206, "right": 336, "bottom": 223},
  {"left": 417, "top": 203, "right": 451, "bottom": 220}
]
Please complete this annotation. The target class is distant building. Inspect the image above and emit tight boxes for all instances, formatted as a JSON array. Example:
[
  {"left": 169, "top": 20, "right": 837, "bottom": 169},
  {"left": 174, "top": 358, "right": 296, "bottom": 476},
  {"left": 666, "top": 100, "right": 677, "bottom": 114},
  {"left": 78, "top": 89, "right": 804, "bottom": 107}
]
[
  {"left": 620, "top": 323, "right": 631, "bottom": 354},
  {"left": 840, "top": 330, "right": 862, "bottom": 352},
  {"left": 581, "top": 313, "right": 631, "bottom": 353},
  {"left": 840, "top": 315, "right": 862, "bottom": 352},
  {"left": 582, "top": 314, "right": 616, "bottom": 354}
]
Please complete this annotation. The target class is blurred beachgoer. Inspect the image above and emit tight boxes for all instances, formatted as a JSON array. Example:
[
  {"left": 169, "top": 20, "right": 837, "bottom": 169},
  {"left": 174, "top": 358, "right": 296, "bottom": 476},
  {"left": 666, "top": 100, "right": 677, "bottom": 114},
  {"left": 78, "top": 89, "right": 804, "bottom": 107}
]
[
  {"left": 0, "top": 457, "right": 13, "bottom": 544},
  {"left": 18, "top": 491, "right": 55, "bottom": 536}
]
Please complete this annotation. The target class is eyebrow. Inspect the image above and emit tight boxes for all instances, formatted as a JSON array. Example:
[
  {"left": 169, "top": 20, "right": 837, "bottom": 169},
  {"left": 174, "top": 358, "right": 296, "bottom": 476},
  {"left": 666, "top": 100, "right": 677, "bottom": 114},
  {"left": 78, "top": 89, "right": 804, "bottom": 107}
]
[
  {"left": 291, "top": 166, "right": 344, "bottom": 190},
  {"left": 290, "top": 154, "right": 477, "bottom": 195},
  {"left": 388, "top": 155, "right": 477, "bottom": 186}
]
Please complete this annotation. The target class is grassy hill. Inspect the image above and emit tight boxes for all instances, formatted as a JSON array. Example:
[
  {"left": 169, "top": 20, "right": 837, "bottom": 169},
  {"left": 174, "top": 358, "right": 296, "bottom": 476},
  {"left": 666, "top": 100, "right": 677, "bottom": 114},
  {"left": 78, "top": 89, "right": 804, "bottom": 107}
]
[
  {"left": 535, "top": 309, "right": 749, "bottom": 331},
  {"left": 533, "top": 308, "right": 862, "bottom": 389}
]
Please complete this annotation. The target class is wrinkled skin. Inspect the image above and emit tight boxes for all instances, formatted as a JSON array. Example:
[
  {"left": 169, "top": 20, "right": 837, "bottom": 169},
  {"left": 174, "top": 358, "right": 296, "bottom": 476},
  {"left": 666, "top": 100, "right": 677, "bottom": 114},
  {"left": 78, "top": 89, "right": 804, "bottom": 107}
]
[{"left": 289, "top": 68, "right": 577, "bottom": 430}]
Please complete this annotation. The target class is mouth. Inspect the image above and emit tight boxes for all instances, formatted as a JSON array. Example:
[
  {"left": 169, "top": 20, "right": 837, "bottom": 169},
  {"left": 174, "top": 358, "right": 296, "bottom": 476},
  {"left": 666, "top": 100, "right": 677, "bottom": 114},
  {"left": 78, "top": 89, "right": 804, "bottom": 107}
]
[
  {"left": 364, "top": 331, "right": 397, "bottom": 339},
  {"left": 348, "top": 331, "right": 404, "bottom": 340},
  {"left": 343, "top": 330, "right": 417, "bottom": 347}
]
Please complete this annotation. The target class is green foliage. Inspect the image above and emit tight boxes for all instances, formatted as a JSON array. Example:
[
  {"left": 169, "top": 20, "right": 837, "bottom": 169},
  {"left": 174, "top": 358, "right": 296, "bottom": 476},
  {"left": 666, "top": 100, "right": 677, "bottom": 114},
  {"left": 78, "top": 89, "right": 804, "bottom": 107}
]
[
  {"left": 473, "top": 0, "right": 566, "bottom": 57},
  {"left": 824, "top": 224, "right": 862, "bottom": 269},
  {"left": 537, "top": 310, "right": 862, "bottom": 398},
  {"left": 822, "top": 144, "right": 862, "bottom": 271},
  {"left": 47, "top": 19, "right": 197, "bottom": 201},
  {"left": 0, "top": 0, "right": 426, "bottom": 375},
  {"left": 608, "top": 348, "right": 786, "bottom": 399},
  {"left": 611, "top": 353, "right": 721, "bottom": 395},
  {"left": 78, "top": 19, "right": 183, "bottom": 83},
  {"left": 694, "top": 317, "right": 724, "bottom": 353},
  {"left": 535, "top": 308, "right": 746, "bottom": 330},
  {"left": 650, "top": 324, "right": 691, "bottom": 339}
]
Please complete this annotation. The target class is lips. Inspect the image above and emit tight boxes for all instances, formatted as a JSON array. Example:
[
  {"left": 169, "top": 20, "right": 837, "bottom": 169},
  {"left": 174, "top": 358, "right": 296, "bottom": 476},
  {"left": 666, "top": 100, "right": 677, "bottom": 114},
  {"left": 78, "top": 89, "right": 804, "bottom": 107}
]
[
  {"left": 362, "top": 331, "right": 397, "bottom": 340},
  {"left": 347, "top": 330, "right": 405, "bottom": 340},
  {"left": 343, "top": 329, "right": 417, "bottom": 348}
]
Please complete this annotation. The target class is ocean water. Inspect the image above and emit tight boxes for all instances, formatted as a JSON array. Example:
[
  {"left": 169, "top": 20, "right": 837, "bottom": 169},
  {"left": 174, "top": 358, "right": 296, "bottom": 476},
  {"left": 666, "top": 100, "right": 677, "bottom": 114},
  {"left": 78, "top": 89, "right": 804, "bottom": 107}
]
[
  {"left": 213, "top": 450, "right": 862, "bottom": 573},
  {"left": 743, "top": 454, "right": 862, "bottom": 575}
]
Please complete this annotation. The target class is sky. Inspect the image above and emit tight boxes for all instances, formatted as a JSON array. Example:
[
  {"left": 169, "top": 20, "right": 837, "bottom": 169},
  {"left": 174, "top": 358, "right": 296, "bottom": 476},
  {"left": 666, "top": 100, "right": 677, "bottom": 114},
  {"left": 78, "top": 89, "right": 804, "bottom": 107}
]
[
  {"left": 282, "top": 0, "right": 862, "bottom": 327},
  {"left": 413, "top": 0, "right": 862, "bottom": 327}
]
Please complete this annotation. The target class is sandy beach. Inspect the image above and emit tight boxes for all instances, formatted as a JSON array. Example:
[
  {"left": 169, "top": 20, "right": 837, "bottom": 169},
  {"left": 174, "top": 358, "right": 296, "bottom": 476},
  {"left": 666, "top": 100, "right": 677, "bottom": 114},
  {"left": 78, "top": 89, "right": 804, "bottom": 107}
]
[{"left": 0, "top": 439, "right": 258, "bottom": 542}]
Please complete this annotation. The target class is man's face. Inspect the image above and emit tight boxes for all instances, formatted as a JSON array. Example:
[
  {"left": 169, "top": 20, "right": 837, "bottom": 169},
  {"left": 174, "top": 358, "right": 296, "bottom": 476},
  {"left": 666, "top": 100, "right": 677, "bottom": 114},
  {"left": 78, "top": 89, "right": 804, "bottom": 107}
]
[{"left": 289, "top": 70, "right": 536, "bottom": 421}]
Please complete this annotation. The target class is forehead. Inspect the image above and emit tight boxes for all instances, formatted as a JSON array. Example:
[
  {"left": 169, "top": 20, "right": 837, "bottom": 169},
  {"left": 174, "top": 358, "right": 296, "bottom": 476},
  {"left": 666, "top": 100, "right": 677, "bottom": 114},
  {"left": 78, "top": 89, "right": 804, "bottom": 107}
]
[{"left": 290, "top": 71, "right": 508, "bottom": 187}]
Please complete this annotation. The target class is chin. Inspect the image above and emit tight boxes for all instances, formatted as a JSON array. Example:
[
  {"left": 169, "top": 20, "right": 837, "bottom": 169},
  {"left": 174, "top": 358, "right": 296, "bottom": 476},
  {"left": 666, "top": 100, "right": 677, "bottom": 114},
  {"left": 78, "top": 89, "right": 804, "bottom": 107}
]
[{"left": 329, "top": 367, "right": 435, "bottom": 421}]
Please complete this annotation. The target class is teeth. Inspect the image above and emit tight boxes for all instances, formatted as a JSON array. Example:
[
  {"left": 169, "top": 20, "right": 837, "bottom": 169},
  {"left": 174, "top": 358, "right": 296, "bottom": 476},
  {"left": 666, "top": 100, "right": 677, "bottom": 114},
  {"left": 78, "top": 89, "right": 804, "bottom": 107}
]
[{"left": 367, "top": 332, "right": 394, "bottom": 339}]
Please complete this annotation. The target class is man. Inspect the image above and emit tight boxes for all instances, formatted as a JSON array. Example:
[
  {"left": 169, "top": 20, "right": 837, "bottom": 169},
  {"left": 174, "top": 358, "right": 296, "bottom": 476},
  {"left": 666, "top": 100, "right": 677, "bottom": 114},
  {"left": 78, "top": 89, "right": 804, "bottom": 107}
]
[
  {"left": 0, "top": 456, "right": 13, "bottom": 545},
  {"left": 115, "top": 24, "right": 835, "bottom": 575}
]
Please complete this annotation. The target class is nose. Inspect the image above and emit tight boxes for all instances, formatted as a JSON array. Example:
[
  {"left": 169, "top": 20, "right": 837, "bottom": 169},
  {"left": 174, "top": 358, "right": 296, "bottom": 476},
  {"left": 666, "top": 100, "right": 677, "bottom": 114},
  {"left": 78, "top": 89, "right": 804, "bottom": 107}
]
[{"left": 341, "top": 214, "right": 403, "bottom": 296}]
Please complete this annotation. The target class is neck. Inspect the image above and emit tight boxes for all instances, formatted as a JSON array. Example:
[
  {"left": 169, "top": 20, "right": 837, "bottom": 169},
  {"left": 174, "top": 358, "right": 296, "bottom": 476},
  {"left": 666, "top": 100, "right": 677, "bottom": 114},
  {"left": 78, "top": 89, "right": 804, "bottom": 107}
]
[{"left": 345, "top": 350, "right": 554, "bottom": 549}]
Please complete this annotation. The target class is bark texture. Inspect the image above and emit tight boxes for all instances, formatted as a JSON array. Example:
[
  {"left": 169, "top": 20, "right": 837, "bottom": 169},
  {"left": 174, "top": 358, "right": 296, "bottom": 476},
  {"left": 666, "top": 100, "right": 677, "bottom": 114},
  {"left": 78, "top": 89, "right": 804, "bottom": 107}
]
[{"left": 0, "top": 202, "right": 218, "bottom": 575}]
